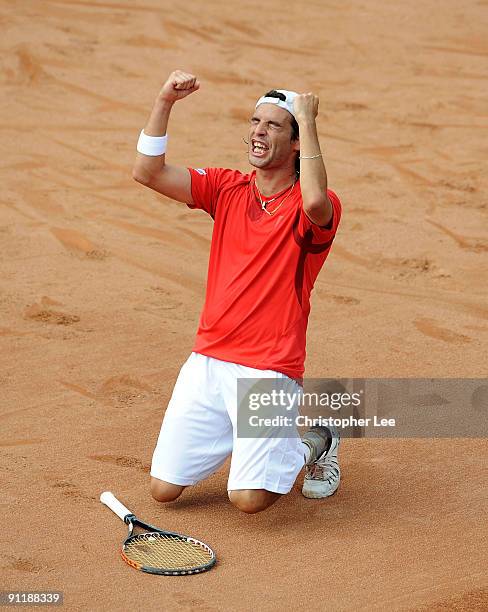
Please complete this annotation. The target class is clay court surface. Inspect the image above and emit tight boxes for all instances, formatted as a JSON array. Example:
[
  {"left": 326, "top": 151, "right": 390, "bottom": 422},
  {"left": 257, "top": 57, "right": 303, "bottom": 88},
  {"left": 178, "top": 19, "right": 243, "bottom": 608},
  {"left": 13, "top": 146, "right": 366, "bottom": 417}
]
[{"left": 1, "top": 0, "right": 487, "bottom": 610}]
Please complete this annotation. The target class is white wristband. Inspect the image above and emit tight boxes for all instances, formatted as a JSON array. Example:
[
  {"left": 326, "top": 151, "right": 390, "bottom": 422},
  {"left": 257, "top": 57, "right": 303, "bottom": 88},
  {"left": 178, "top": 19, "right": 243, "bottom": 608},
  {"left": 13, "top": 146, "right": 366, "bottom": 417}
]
[{"left": 137, "top": 130, "right": 168, "bottom": 156}]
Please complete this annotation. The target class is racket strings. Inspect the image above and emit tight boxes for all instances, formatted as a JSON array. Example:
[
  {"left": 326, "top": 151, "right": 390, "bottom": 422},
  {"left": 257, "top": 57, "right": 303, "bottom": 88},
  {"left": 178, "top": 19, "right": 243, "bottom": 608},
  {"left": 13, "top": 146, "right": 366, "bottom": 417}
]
[{"left": 124, "top": 533, "right": 213, "bottom": 570}]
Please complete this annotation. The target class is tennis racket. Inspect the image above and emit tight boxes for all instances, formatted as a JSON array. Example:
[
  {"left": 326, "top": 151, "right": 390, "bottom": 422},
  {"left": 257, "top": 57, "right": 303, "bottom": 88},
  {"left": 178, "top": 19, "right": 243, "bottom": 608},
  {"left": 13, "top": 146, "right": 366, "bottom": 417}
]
[{"left": 100, "top": 491, "right": 216, "bottom": 575}]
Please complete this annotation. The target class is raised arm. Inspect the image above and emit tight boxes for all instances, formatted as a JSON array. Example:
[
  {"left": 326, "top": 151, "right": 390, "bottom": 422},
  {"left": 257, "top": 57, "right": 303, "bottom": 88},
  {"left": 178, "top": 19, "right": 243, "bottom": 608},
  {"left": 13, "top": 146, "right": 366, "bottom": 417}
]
[
  {"left": 293, "top": 93, "right": 333, "bottom": 227},
  {"left": 132, "top": 70, "right": 200, "bottom": 204}
]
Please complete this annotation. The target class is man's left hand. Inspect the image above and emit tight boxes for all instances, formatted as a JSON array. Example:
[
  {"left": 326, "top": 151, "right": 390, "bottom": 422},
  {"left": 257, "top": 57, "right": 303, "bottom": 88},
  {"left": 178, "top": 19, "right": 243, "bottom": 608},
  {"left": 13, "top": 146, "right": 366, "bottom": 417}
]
[{"left": 293, "top": 93, "right": 319, "bottom": 124}]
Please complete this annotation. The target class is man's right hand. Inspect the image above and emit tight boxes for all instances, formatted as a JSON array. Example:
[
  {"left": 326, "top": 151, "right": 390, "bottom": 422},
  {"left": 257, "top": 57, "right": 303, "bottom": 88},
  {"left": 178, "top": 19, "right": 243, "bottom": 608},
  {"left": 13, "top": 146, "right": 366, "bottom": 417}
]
[{"left": 159, "top": 70, "right": 200, "bottom": 103}]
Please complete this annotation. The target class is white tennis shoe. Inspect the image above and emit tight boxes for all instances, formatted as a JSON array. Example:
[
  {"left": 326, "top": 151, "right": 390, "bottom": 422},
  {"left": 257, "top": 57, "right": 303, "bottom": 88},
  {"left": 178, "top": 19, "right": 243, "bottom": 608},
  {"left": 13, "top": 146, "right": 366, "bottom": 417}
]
[{"left": 302, "top": 426, "right": 341, "bottom": 499}]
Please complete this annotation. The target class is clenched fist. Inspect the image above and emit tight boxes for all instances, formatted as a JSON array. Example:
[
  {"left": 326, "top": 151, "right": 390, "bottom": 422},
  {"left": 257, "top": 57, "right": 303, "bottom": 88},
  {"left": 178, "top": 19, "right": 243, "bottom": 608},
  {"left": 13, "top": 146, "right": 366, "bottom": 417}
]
[
  {"left": 159, "top": 70, "right": 200, "bottom": 103},
  {"left": 293, "top": 93, "right": 319, "bottom": 124}
]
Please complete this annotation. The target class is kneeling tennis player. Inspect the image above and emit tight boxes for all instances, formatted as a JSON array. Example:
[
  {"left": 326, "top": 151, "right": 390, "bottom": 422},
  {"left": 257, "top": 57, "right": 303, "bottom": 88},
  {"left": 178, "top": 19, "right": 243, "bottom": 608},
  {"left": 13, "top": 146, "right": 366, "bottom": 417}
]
[{"left": 133, "top": 70, "right": 342, "bottom": 514}]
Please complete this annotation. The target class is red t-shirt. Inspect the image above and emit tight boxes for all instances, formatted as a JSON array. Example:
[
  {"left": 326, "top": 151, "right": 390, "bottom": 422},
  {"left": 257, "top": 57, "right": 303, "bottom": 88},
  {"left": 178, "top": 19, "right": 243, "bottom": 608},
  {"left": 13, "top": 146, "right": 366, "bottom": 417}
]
[{"left": 187, "top": 167, "right": 342, "bottom": 382}]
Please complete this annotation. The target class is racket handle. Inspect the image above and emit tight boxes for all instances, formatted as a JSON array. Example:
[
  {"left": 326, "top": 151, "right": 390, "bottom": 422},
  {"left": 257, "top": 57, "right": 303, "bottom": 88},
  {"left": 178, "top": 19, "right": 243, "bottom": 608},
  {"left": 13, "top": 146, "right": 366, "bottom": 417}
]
[{"left": 100, "top": 491, "right": 133, "bottom": 522}]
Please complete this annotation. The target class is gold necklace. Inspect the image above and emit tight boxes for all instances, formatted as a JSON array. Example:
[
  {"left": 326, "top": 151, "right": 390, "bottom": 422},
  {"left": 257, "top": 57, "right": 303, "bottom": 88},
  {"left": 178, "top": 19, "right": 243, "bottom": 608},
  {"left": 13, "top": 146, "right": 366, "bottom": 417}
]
[{"left": 254, "top": 179, "right": 296, "bottom": 216}]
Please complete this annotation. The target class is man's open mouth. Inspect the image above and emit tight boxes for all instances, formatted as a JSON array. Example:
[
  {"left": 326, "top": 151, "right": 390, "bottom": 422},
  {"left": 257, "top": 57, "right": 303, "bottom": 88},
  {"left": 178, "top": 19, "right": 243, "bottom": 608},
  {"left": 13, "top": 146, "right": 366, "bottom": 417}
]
[{"left": 251, "top": 140, "right": 269, "bottom": 157}]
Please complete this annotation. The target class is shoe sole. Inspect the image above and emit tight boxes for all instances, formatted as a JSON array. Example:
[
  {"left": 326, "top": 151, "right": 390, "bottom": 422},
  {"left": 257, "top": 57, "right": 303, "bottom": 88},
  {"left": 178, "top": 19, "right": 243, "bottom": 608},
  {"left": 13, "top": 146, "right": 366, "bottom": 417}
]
[{"left": 301, "top": 483, "right": 340, "bottom": 499}]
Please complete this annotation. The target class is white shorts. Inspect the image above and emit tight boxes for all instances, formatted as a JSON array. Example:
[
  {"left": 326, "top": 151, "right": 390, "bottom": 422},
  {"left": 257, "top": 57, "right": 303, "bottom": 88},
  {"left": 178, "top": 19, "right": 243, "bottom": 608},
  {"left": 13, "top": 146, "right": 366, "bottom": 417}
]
[{"left": 150, "top": 352, "right": 305, "bottom": 494}]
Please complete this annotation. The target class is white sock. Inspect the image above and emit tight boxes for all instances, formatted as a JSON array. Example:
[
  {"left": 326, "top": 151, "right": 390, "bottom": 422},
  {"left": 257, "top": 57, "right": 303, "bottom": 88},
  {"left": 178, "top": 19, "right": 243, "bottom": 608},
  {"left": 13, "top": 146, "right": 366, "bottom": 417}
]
[{"left": 301, "top": 440, "right": 311, "bottom": 465}]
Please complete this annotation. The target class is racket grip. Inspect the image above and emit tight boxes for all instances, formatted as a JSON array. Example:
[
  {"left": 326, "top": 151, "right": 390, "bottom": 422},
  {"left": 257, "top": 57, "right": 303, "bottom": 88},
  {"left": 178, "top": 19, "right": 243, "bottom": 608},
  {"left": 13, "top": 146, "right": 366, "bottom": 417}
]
[{"left": 100, "top": 491, "right": 133, "bottom": 522}]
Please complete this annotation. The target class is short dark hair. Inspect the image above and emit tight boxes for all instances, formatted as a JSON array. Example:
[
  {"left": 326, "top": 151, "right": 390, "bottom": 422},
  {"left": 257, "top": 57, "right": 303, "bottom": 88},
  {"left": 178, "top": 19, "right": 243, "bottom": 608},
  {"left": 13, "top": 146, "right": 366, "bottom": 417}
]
[{"left": 263, "top": 90, "right": 300, "bottom": 176}]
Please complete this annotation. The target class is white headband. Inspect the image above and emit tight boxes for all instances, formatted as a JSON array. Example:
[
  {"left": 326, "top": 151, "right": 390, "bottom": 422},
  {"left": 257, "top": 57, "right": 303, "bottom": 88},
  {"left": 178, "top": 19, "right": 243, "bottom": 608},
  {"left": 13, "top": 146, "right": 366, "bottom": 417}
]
[{"left": 255, "top": 90, "right": 298, "bottom": 119}]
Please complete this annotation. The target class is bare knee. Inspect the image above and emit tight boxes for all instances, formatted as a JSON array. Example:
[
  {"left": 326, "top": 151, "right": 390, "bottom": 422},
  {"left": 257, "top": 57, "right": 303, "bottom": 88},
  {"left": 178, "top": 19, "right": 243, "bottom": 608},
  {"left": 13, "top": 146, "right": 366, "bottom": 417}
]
[
  {"left": 228, "top": 489, "right": 281, "bottom": 514},
  {"left": 150, "top": 477, "right": 185, "bottom": 503}
]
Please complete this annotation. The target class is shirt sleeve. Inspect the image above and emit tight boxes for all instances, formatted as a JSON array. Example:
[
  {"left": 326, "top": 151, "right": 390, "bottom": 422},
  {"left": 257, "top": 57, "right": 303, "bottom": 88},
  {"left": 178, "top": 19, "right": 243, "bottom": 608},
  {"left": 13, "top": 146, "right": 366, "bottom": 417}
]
[
  {"left": 298, "top": 188, "right": 342, "bottom": 243},
  {"left": 187, "top": 167, "right": 241, "bottom": 219}
]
